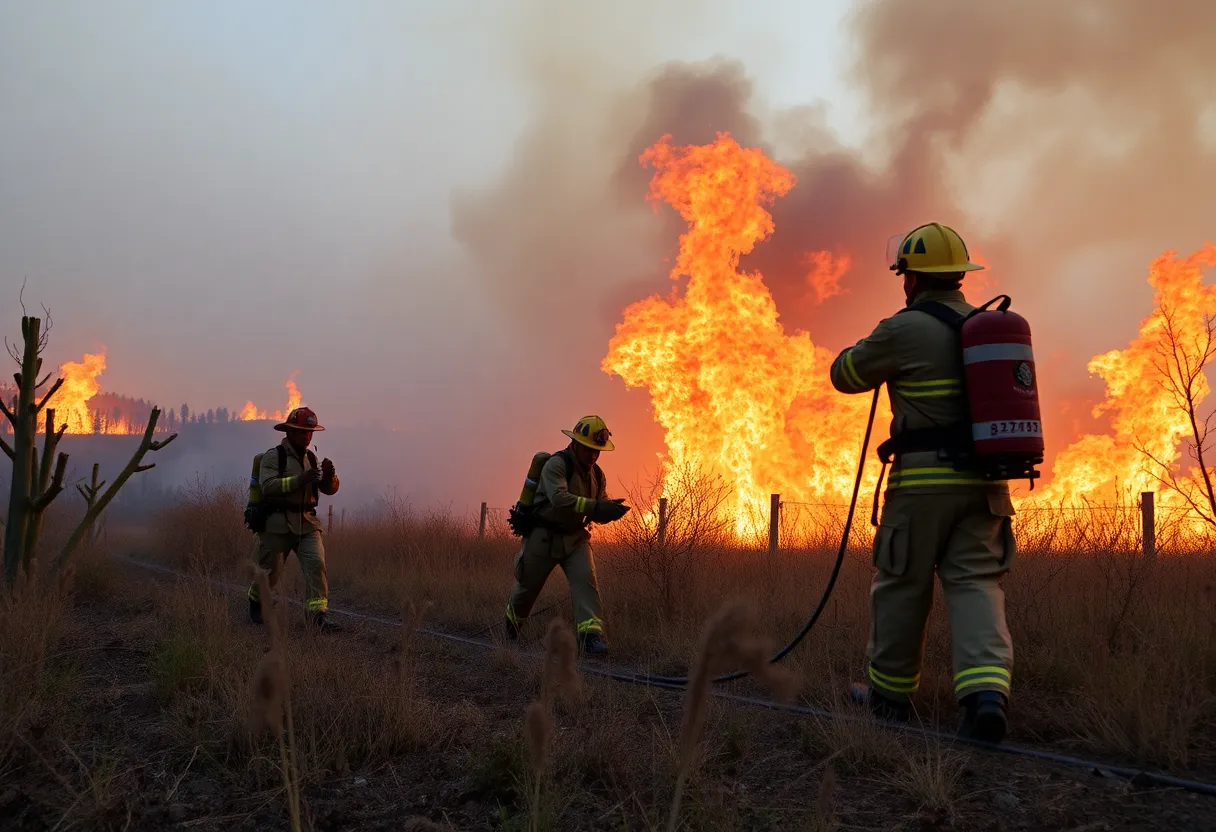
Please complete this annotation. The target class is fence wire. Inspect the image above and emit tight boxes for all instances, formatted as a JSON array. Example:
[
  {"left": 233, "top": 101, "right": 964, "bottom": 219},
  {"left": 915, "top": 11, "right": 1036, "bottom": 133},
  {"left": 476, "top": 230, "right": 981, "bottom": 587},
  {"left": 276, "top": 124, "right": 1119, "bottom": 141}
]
[{"left": 472, "top": 497, "right": 1216, "bottom": 556}]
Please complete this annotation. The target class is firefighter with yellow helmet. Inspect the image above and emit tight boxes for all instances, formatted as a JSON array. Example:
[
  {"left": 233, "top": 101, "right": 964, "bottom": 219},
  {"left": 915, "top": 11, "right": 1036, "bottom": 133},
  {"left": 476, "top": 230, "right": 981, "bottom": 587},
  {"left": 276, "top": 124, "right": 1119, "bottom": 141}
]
[
  {"left": 829, "top": 223, "right": 1015, "bottom": 743},
  {"left": 247, "top": 407, "right": 342, "bottom": 632},
  {"left": 504, "top": 415, "right": 630, "bottom": 655}
]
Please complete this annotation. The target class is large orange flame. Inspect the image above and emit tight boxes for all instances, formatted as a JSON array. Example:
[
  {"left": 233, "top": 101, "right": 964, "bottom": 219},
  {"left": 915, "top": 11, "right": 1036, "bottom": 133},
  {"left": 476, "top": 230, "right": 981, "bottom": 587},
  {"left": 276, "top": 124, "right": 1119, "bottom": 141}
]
[
  {"left": 603, "top": 133, "right": 889, "bottom": 535},
  {"left": 51, "top": 351, "right": 115, "bottom": 434},
  {"left": 1032, "top": 244, "right": 1216, "bottom": 508}
]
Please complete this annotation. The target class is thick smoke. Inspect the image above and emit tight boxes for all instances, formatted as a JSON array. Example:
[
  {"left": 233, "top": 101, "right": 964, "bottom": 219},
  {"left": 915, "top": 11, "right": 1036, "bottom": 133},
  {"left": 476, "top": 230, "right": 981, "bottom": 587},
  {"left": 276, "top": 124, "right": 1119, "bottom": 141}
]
[
  {"left": 453, "top": 0, "right": 1216, "bottom": 481},
  {"left": 455, "top": 0, "right": 1215, "bottom": 329}
]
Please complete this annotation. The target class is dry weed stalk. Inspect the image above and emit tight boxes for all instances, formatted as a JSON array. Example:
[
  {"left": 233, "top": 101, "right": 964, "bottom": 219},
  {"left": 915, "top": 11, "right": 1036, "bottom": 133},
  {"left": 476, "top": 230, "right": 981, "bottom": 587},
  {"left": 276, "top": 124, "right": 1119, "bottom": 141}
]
[
  {"left": 400, "top": 599, "right": 433, "bottom": 658},
  {"left": 540, "top": 617, "right": 581, "bottom": 710},
  {"left": 248, "top": 570, "right": 302, "bottom": 832},
  {"left": 810, "top": 764, "right": 837, "bottom": 831},
  {"left": 667, "top": 600, "right": 799, "bottom": 832},
  {"left": 521, "top": 618, "right": 582, "bottom": 831}
]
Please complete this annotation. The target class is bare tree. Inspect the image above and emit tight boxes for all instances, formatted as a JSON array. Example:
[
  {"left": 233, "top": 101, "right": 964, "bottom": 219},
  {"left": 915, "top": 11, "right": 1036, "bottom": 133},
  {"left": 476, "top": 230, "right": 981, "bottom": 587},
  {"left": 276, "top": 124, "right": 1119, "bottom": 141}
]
[
  {"left": 1135, "top": 305, "right": 1216, "bottom": 531},
  {"left": 610, "top": 460, "right": 734, "bottom": 612},
  {"left": 2, "top": 313, "right": 178, "bottom": 588}
]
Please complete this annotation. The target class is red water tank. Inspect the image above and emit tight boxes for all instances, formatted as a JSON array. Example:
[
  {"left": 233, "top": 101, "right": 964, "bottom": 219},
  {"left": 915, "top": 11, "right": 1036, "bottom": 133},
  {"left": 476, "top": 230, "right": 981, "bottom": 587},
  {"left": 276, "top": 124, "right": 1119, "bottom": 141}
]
[{"left": 960, "top": 301, "right": 1044, "bottom": 464}]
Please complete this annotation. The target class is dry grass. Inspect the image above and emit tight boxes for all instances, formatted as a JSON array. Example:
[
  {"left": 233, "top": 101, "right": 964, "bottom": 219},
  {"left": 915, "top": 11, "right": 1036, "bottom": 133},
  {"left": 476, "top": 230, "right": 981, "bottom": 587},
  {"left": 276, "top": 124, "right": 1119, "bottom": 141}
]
[
  {"left": 0, "top": 571, "right": 70, "bottom": 771},
  {"left": 134, "top": 479, "right": 1216, "bottom": 774},
  {"left": 3, "top": 480, "right": 1215, "bottom": 828}
]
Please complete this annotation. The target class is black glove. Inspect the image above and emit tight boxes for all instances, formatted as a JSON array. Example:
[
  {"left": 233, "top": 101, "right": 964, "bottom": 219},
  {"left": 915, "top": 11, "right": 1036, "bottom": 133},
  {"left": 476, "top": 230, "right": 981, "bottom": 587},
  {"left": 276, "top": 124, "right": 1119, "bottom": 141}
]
[{"left": 588, "top": 498, "right": 630, "bottom": 523}]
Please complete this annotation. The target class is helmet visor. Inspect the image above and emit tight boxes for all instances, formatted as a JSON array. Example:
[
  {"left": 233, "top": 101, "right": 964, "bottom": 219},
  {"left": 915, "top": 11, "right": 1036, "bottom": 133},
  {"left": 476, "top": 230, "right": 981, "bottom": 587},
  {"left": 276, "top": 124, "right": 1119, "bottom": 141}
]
[{"left": 885, "top": 232, "right": 906, "bottom": 271}]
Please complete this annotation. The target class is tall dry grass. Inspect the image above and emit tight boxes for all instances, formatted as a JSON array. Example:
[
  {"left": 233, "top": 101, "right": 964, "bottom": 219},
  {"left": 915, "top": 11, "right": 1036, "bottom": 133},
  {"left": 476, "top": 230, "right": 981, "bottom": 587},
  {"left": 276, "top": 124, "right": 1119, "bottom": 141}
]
[{"left": 145, "top": 479, "right": 1216, "bottom": 775}]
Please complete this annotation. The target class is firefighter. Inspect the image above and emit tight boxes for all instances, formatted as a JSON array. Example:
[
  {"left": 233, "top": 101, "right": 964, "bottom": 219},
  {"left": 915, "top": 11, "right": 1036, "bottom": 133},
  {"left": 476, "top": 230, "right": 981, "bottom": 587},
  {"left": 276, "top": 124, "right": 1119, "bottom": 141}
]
[
  {"left": 829, "top": 222, "right": 1015, "bottom": 744},
  {"left": 504, "top": 415, "right": 630, "bottom": 655},
  {"left": 247, "top": 407, "right": 342, "bottom": 632}
]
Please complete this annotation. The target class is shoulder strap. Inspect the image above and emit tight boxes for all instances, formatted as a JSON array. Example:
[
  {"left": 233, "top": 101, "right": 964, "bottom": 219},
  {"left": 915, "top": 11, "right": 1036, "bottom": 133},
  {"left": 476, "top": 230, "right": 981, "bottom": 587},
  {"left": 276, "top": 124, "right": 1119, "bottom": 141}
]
[
  {"left": 276, "top": 444, "right": 287, "bottom": 477},
  {"left": 557, "top": 448, "right": 574, "bottom": 479},
  {"left": 307, "top": 449, "right": 317, "bottom": 469},
  {"left": 900, "top": 300, "right": 967, "bottom": 331},
  {"left": 557, "top": 448, "right": 606, "bottom": 496}
]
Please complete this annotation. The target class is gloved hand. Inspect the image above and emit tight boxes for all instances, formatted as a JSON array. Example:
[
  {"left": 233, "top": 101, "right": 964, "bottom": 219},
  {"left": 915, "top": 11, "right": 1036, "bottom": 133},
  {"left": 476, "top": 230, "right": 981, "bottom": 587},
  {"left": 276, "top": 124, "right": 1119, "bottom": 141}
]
[
  {"left": 299, "top": 467, "right": 322, "bottom": 489},
  {"left": 321, "top": 458, "right": 336, "bottom": 480},
  {"left": 588, "top": 498, "right": 630, "bottom": 523}
]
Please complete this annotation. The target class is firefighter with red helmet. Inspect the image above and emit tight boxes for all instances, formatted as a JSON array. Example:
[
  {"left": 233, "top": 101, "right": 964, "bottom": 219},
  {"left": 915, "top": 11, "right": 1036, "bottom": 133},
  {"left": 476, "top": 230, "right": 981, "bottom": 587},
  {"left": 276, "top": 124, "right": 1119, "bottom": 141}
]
[
  {"left": 504, "top": 415, "right": 630, "bottom": 655},
  {"left": 247, "top": 407, "right": 342, "bottom": 632},
  {"left": 829, "top": 223, "right": 1015, "bottom": 743}
]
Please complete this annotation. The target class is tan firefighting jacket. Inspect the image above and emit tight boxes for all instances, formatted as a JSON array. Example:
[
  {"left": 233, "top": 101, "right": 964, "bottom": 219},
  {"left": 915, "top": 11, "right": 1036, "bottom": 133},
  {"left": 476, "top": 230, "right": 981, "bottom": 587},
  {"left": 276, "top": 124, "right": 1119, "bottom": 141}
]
[
  {"left": 258, "top": 438, "right": 340, "bottom": 535},
  {"left": 829, "top": 288, "right": 1011, "bottom": 498},
  {"left": 532, "top": 446, "right": 607, "bottom": 553}
]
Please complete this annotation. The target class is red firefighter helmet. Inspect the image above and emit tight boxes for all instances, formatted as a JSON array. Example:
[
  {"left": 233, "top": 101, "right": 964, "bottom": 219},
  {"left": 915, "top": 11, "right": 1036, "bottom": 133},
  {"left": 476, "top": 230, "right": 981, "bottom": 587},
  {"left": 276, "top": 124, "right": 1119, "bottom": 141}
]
[{"left": 274, "top": 407, "right": 325, "bottom": 433}]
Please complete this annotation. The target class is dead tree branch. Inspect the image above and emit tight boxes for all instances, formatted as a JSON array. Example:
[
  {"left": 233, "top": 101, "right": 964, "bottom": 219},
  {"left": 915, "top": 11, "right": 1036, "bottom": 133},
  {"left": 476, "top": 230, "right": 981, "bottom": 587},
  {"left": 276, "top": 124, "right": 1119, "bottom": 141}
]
[
  {"left": 59, "top": 407, "right": 177, "bottom": 568},
  {"left": 19, "top": 408, "right": 69, "bottom": 575},
  {"left": 1138, "top": 305, "right": 1216, "bottom": 533},
  {"left": 3, "top": 315, "right": 45, "bottom": 586},
  {"left": 5, "top": 311, "right": 177, "bottom": 589}
]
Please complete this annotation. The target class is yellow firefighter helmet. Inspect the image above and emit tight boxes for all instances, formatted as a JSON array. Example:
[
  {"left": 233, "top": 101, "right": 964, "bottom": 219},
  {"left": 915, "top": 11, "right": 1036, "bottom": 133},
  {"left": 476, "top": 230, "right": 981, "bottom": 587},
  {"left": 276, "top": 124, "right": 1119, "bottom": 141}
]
[
  {"left": 889, "top": 222, "right": 985, "bottom": 275},
  {"left": 562, "top": 415, "right": 615, "bottom": 451}
]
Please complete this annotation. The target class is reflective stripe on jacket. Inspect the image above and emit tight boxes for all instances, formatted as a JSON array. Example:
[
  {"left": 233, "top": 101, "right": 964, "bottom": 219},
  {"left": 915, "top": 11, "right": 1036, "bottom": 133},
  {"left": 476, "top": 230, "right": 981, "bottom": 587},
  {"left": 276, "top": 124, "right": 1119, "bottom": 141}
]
[
  {"left": 259, "top": 438, "right": 340, "bottom": 534},
  {"left": 829, "top": 288, "right": 1009, "bottom": 495},
  {"left": 532, "top": 446, "right": 607, "bottom": 551}
]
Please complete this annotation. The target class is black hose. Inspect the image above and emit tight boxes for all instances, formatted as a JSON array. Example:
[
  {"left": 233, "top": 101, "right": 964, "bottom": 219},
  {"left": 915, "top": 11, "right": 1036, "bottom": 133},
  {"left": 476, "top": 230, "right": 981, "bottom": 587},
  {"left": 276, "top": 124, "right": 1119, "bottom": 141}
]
[{"left": 624, "top": 386, "right": 882, "bottom": 687}]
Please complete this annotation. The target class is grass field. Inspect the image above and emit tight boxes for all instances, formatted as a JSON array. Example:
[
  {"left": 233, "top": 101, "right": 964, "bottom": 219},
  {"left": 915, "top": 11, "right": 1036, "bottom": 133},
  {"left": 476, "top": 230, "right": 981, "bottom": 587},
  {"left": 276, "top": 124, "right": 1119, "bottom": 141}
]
[{"left": 3, "top": 478, "right": 1215, "bottom": 830}]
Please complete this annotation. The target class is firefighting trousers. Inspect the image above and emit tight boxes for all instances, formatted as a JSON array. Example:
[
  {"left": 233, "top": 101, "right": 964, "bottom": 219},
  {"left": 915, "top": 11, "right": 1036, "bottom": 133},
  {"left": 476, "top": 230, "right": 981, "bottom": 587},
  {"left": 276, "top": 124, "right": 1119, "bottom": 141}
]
[
  {"left": 867, "top": 489, "right": 1015, "bottom": 703},
  {"left": 247, "top": 530, "right": 329, "bottom": 614},
  {"left": 506, "top": 529, "right": 604, "bottom": 635}
]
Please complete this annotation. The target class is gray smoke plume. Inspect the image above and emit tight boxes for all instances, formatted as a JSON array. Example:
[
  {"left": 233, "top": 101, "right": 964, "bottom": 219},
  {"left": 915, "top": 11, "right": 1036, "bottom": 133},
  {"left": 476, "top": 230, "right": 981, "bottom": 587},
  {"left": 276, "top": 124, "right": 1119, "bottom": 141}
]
[{"left": 454, "top": 0, "right": 1216, "bottom": 351}]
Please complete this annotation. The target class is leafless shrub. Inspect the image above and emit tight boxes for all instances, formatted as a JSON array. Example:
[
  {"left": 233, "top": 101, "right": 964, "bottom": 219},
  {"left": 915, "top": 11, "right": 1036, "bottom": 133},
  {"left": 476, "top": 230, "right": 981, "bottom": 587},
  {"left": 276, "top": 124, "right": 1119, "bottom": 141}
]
[{"left": 609, "top": 460, "right": 735, "bottom": 612}]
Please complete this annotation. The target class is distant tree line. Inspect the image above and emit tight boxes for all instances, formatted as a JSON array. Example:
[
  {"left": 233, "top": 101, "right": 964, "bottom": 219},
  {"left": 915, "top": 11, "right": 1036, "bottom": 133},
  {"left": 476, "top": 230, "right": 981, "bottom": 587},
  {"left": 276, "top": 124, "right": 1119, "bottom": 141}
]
[{"left": 1, "top": 385, "right": 260, "bottom": 435}]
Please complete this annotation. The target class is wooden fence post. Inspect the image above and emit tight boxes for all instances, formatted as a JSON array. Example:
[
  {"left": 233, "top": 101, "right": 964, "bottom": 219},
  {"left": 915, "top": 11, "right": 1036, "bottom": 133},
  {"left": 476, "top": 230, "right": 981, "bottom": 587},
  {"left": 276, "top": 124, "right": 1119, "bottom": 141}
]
[
  {"left": 479, "top": 502, "right": 488, "bottom": 540},
  {"left": 327, "top": 504, "right": 333, "bottom": 534},
  {"left": 769, "top": 494, "right": 780, "bottom": 554},
  {"left": 657, "top": 497, "right": 668, "bottom": 547},
  {"left": 1141, "top": 491, "right": 1156, "bottom": 561}
]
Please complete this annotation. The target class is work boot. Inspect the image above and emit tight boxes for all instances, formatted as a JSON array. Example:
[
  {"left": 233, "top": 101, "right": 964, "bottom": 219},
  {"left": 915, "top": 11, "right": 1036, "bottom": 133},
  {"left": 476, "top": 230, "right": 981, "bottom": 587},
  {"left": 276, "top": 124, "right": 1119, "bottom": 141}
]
[
  {"left": 504, "top": 617, "right": 519, "bottom": 642},
  {"left": 249, "top": 597, "right": 263, "bottom": 625},
  {"left": 310, "top": 612, "right": 343, "bottom": 633},
  {"left": 958, "top": 691, "right": 1008, "bottom": 744},
  {"left": 580, "top": 631, "right": 609, "bottom": 656},
  {"left": 848, "top": 682, "right": 911, "bottom": 723}
]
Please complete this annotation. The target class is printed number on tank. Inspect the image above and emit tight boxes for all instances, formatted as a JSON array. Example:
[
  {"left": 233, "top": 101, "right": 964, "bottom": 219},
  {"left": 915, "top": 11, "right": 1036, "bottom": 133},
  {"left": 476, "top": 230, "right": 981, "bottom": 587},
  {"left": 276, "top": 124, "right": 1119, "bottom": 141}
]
[{"left": 989, "top": 421, "right": 1041, "bottom": 436}]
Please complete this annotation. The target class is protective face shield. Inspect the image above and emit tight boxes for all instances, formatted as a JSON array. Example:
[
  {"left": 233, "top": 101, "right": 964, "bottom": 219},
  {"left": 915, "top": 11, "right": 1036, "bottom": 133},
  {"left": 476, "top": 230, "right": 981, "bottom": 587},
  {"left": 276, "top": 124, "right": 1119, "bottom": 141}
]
[{"left": 886, "top": 232, "right": 907, "bottom": 275}]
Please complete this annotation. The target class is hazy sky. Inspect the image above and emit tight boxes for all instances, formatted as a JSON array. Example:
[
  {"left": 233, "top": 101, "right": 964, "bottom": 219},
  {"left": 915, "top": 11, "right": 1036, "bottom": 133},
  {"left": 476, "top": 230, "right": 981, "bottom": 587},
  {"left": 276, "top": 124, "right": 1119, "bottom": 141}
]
[
  {"left": 2, "top": 1, "right": 1214, "bottom": 509},
  {"left": 0, "top": 0, "right": 861, "bottom": 406}
]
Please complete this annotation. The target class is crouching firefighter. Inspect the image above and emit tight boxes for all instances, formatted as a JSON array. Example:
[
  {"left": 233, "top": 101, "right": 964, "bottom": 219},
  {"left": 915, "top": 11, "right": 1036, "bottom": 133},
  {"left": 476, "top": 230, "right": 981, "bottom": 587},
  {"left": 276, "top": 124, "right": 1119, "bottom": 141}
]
[
  {"left": 504, "top": 415, "right": 631, "bottom": 655},
  {"left": 244, "top": 407, "right": 342, "bottom": 632},
  {"left": 830, "top": 222, "right": 1042, "bottom": 744}
]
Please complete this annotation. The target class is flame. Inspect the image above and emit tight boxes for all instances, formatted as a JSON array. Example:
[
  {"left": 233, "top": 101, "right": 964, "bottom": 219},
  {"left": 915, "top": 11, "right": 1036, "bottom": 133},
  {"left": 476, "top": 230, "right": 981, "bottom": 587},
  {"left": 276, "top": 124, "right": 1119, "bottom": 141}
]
[
  {"left": 804, "top": 250, "right": 851, "bottom": 303},
  {"left": 238, "top": 400, "right": 266, "bottom": 421},
  {"left": 1033, "top": 244, "right": 1216, "bottom": 508},
  {"left": 283, "top": 371, "right": 301, "bottom": 417},
  {"left": 603, "top": 133, "right": 889, "bottom": 536},
  {"left": 237, "top": 371, "right": 304, "bottom": 422},
  {"left": 51, "top": 351, "right": 108, "bottom": 434}
]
